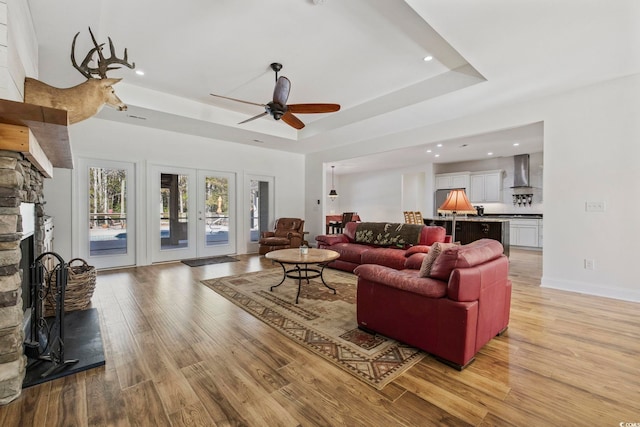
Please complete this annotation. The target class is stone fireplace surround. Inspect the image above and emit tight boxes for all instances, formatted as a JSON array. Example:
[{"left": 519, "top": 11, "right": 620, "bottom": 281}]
[{"left": 0, "top": 150, "right": 46, "bottom": 404}]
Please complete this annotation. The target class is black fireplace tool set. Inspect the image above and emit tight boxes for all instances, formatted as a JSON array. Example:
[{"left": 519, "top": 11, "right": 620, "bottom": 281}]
[{"left": 24, "top": 252, "right": 79, "bottom": 379}]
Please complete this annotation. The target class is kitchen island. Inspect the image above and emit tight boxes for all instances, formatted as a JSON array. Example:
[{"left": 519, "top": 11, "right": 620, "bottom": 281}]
[{"left": 424, "top": 217, "right": 510, "bottom": 256}]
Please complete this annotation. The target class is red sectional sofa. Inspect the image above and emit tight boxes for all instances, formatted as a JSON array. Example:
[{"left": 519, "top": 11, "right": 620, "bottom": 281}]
[
  {"left": 315, "top": 222, "right": 450, "bottom": 272},
  {"left": 354, "top": 239, "right": 511, "bottom": 369}
]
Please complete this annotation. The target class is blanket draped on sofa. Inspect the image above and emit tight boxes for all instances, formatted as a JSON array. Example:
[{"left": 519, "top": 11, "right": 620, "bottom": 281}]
[{"left": 354, "top": 223, "right": 423, "bottom": 247}]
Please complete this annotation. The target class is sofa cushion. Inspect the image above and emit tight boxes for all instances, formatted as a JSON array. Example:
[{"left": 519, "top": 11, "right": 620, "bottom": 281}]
[
  {"left": 328, "top": 242, "right": 371, "bottom": 264},
  {"left": 404, "top": 252, "right": 427, "bottom": 270},
  {"left": 420, "top": 225, "right": 446, "bottom": 246},
  {"left": 361, "top": 247, "right": 408, "bottom": 270},
  {"left": 405, "top": 245, "right": 431, "bottom": 256},
  {"left": 315, "top": 234, "right": 349, "bottom": 246},
  {"left": 354, "top": 264, "right": 447, "bottom": 298},
  {"left": 430, "top": 239, "right": 504, "bottom": 281},
  {"left": 344, "top": 221, "right": 358, "bottom": 241}
]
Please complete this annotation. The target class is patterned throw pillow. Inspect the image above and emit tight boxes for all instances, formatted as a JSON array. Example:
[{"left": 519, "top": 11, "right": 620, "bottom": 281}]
[{"left": 419, "top": 242, "right": 457, "bottom": 278}]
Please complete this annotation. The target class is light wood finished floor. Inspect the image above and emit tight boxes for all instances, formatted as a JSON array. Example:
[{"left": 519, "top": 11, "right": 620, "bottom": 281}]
[{"left": 1, "top": 248, "right": 639, "bottom": 426}]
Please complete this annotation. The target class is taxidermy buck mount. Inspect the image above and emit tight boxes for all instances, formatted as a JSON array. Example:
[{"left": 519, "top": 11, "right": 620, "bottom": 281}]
[{"left": 24, "top": 27, "right": 135, "bottom": 124}]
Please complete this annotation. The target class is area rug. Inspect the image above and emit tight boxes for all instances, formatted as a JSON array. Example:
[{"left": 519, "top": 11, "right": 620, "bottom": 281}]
[
  {"left": 181, "top": 255, "right": 239, "bottom": 267},
  {"left": 201, "top": 268, "right": 425, "bottom": 389}
]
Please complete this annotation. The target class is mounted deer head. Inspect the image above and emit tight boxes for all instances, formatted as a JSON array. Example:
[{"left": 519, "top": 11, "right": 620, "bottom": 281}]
[
  {"left": 71, "top": 27, "right": 135, "bottom": 79},
  {"left": 24, "top": 27, "right": 135, "bottom": 124}
]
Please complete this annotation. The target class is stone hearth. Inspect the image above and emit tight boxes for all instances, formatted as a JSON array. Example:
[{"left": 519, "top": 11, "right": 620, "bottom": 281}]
[{"left": 0, "top": 150, "right": 46, "bottom": 404}]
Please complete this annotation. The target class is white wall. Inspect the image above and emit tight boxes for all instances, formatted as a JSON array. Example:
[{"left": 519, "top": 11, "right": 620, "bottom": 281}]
[
  {"left": 44, "top": 118, "right": 305, "bottom": 264},
  {"left": 338, "top": 169, "right": 403, "bottom": 223},
  {"left": 1, "top": 0, "right": 37, "bottom": 101},
  {"left": 306, "top": 73, "right": 640, "bottom": 302},
  {"left": 542, "top": 73, "right": 640, "bottom": 301}
]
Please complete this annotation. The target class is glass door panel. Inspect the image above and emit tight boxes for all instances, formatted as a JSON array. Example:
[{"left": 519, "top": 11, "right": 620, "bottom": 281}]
[
  {"left": 78, "top": 159, "right": 136, "bottom": 269},
  {"left": 203, "top": 175, "right": 228, "bottom": 247},
  {"left": 160, "top": 173, "right": 190, "bottom": 251},
  {"left": 150, "top": 165, "right": 196, "bottom": 263},
  {"left": 198, "top": 170, "right": 236, "bottom": 257}
]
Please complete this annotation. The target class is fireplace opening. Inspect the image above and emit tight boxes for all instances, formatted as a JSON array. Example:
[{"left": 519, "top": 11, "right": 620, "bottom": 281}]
[{"left": 19, "top": 235, "right": 34, "bottom": 311}]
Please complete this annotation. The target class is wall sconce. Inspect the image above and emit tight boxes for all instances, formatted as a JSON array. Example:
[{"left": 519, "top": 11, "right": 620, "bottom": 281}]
[{"left": 329, "top": 166, "right": 338, "bottom": 200}]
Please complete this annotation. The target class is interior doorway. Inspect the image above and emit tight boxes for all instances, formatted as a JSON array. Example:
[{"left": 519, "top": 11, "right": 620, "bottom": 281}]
[{"left": 246, "top": 174, "right": 274, "bottom": 253}]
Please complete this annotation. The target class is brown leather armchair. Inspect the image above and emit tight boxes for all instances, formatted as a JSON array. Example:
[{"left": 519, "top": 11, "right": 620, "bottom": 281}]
[{"left": 258, "top": 218, "right": 305, "bottom": 255}]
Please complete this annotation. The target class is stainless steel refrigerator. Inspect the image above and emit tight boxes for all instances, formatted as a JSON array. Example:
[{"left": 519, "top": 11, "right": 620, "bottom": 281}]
[{"left": 434, "top": 189, "right": 451, "bottom": 217}]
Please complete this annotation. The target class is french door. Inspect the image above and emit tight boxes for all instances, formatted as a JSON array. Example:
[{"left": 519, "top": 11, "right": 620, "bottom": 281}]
[
  {"left": 77, "top": 158, "right": 136, "bottom": 269},
  {"left": 149, "top": 165, "right": 236, "bottom": 263}
]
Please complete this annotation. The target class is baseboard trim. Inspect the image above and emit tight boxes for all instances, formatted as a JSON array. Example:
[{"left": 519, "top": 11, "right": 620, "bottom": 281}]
[{"left": 541, "top": 276, "right": 640, "bottom": 302}]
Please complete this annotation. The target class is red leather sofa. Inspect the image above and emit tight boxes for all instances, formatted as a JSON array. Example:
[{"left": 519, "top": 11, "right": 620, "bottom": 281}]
[
  {"left": 354, "top": 239, "right": 511, "bottom": 369},
  {"left": 315, "top": 222, "right": 450, "bottom": 272}
]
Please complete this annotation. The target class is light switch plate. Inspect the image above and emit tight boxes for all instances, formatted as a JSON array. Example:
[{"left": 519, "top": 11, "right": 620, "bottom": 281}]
[{"left": 585, "top": 201, "right": 605, "bottom": 212}]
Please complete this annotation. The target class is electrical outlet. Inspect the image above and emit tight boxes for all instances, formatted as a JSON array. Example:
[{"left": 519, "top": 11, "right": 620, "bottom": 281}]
[
  {"left": 584, "top": 259, "right": 595, "bottom": 270},
  {"left": 585, "top": 201, "right": 605, "bottom": 212}
]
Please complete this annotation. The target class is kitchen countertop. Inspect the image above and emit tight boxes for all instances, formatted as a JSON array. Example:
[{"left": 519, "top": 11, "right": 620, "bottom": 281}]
[
  {"left": 425, "top": 217, "right": 510, "bottom": 223},
  {"left": 426, "top": 214, "right": 543, "bottom": 223},
  {"left": 482, "top": 213, "right": 543, "bottom": 219}
]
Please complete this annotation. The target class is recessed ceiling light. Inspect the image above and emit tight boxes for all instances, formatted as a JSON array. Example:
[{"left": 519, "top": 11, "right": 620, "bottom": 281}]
[
  {"left": 488, "top": 152, "right": 493, "bottom": 156},
  {"left": 426, "top": 149, "right": 432, "bottom": 153},
  {"left": 437, "top": 143, "right": 443, "bottom": 147},
  {"left": 423, "top": 55, "right": 433, "bottom": 62},
  {"left": 135, "top": 70, "right": 145, "bottom": 76},
  {"left": 435, "top": 154, "right": 440, "bottom": 158},
  {"left": 513, "top": 142, "right": 520, "bottom": 146}
]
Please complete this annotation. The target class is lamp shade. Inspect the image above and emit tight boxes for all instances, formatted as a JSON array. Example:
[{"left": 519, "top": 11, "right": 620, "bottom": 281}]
[
  {"left": 328, "top": 189, "right": 338, "bottom": 199},
  {"left": 438, "top": 189, "right": 477, "bottom": 214}
]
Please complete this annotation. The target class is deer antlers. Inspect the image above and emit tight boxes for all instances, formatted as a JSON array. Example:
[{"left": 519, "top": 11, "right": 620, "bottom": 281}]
[{"left": 71, "top": 27, "right": 135, "bottom": 79}]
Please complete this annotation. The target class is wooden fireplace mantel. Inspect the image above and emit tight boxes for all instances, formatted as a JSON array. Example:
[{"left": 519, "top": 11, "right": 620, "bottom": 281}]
[{"left": 0, "top": 98, "right": 73, "bottom": 177}]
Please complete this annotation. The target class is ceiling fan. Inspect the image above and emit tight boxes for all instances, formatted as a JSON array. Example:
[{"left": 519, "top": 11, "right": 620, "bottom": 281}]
[{"left": 210, "top": 63, "right": 340, "bottom": 130}]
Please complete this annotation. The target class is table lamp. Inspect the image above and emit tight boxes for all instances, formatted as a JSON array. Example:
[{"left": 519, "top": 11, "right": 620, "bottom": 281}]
[{"left": 437, "top": 188, "right": 477, "bottom": 243}]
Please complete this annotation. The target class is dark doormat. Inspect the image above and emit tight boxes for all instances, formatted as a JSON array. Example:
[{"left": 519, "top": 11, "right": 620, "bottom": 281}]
[
  {"left": 23, "top": 308, "right": 105, "bottom": 388},
  {"left": 181, "top": 255, "right": 239, "bottom": 267}
]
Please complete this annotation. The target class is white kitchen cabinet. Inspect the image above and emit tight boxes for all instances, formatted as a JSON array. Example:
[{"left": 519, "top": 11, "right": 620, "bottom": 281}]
[
  {"left": 537, "top": 219, "right": 543, "bottom": 248},
  {"left": 509, "top": 218, "right": 539, "bottom": 247},
  {"left": 435, "top": 172, "right": 470, "bottom": 190},
  {"left": 469, "top": 170, "right": 503, "bottom": 203}
]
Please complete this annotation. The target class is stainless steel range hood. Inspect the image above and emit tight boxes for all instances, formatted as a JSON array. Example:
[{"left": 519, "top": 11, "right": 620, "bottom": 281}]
[{"left": 511, "top": 154, "right": 531, "bottom": 188}]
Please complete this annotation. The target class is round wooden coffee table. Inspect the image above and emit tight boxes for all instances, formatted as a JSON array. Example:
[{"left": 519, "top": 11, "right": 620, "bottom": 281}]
[{"left": 265, "top": 248, "right": 340, "bottom": 303}]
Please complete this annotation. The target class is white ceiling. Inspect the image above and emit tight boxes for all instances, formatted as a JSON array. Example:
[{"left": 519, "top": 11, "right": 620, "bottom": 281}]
[{"left": 27, "top": 0, "right": 640, "bottom": 174}]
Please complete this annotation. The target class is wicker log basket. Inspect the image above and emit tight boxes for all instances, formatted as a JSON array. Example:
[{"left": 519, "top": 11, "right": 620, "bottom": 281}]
[{"left": 44, "top": 258, "right": 97, "bottom": 317}]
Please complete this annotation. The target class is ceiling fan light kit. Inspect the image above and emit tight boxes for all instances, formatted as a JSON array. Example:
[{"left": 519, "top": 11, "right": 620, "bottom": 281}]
[{"left": 211, "top": 63, "right": 340, "bottom": 130}]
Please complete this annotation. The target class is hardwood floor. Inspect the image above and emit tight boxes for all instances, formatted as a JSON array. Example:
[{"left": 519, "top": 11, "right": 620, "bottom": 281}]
[{"left": 1, "top": 248, "right": 639, "bottom": 426}]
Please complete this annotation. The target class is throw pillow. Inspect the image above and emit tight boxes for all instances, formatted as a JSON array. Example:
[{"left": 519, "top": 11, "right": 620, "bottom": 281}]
[{"left": 419, "top": 242, "right": 458, "bottom": 278}]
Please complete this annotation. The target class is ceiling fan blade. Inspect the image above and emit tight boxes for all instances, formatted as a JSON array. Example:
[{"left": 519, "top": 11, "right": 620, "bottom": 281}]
[
  {"left": 210, "top": 93, "right": 265, "bottom": 107},
  {"left": 287, "top": 103, "right": 341, "bottom": 114},
  {"left": 238, "top": 111, "right": 268, "bottom": 124},
  {"left": 273, "top": 76, "right": 291, "bottom": 106},
  {"left": 281, "top": 111, "right": 305, "bottom": 130}
]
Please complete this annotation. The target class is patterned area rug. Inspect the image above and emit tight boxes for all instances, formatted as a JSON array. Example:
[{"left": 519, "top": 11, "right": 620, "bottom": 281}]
[{"left": 201, "top": 268, "right": 425, "bottom": 389}]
